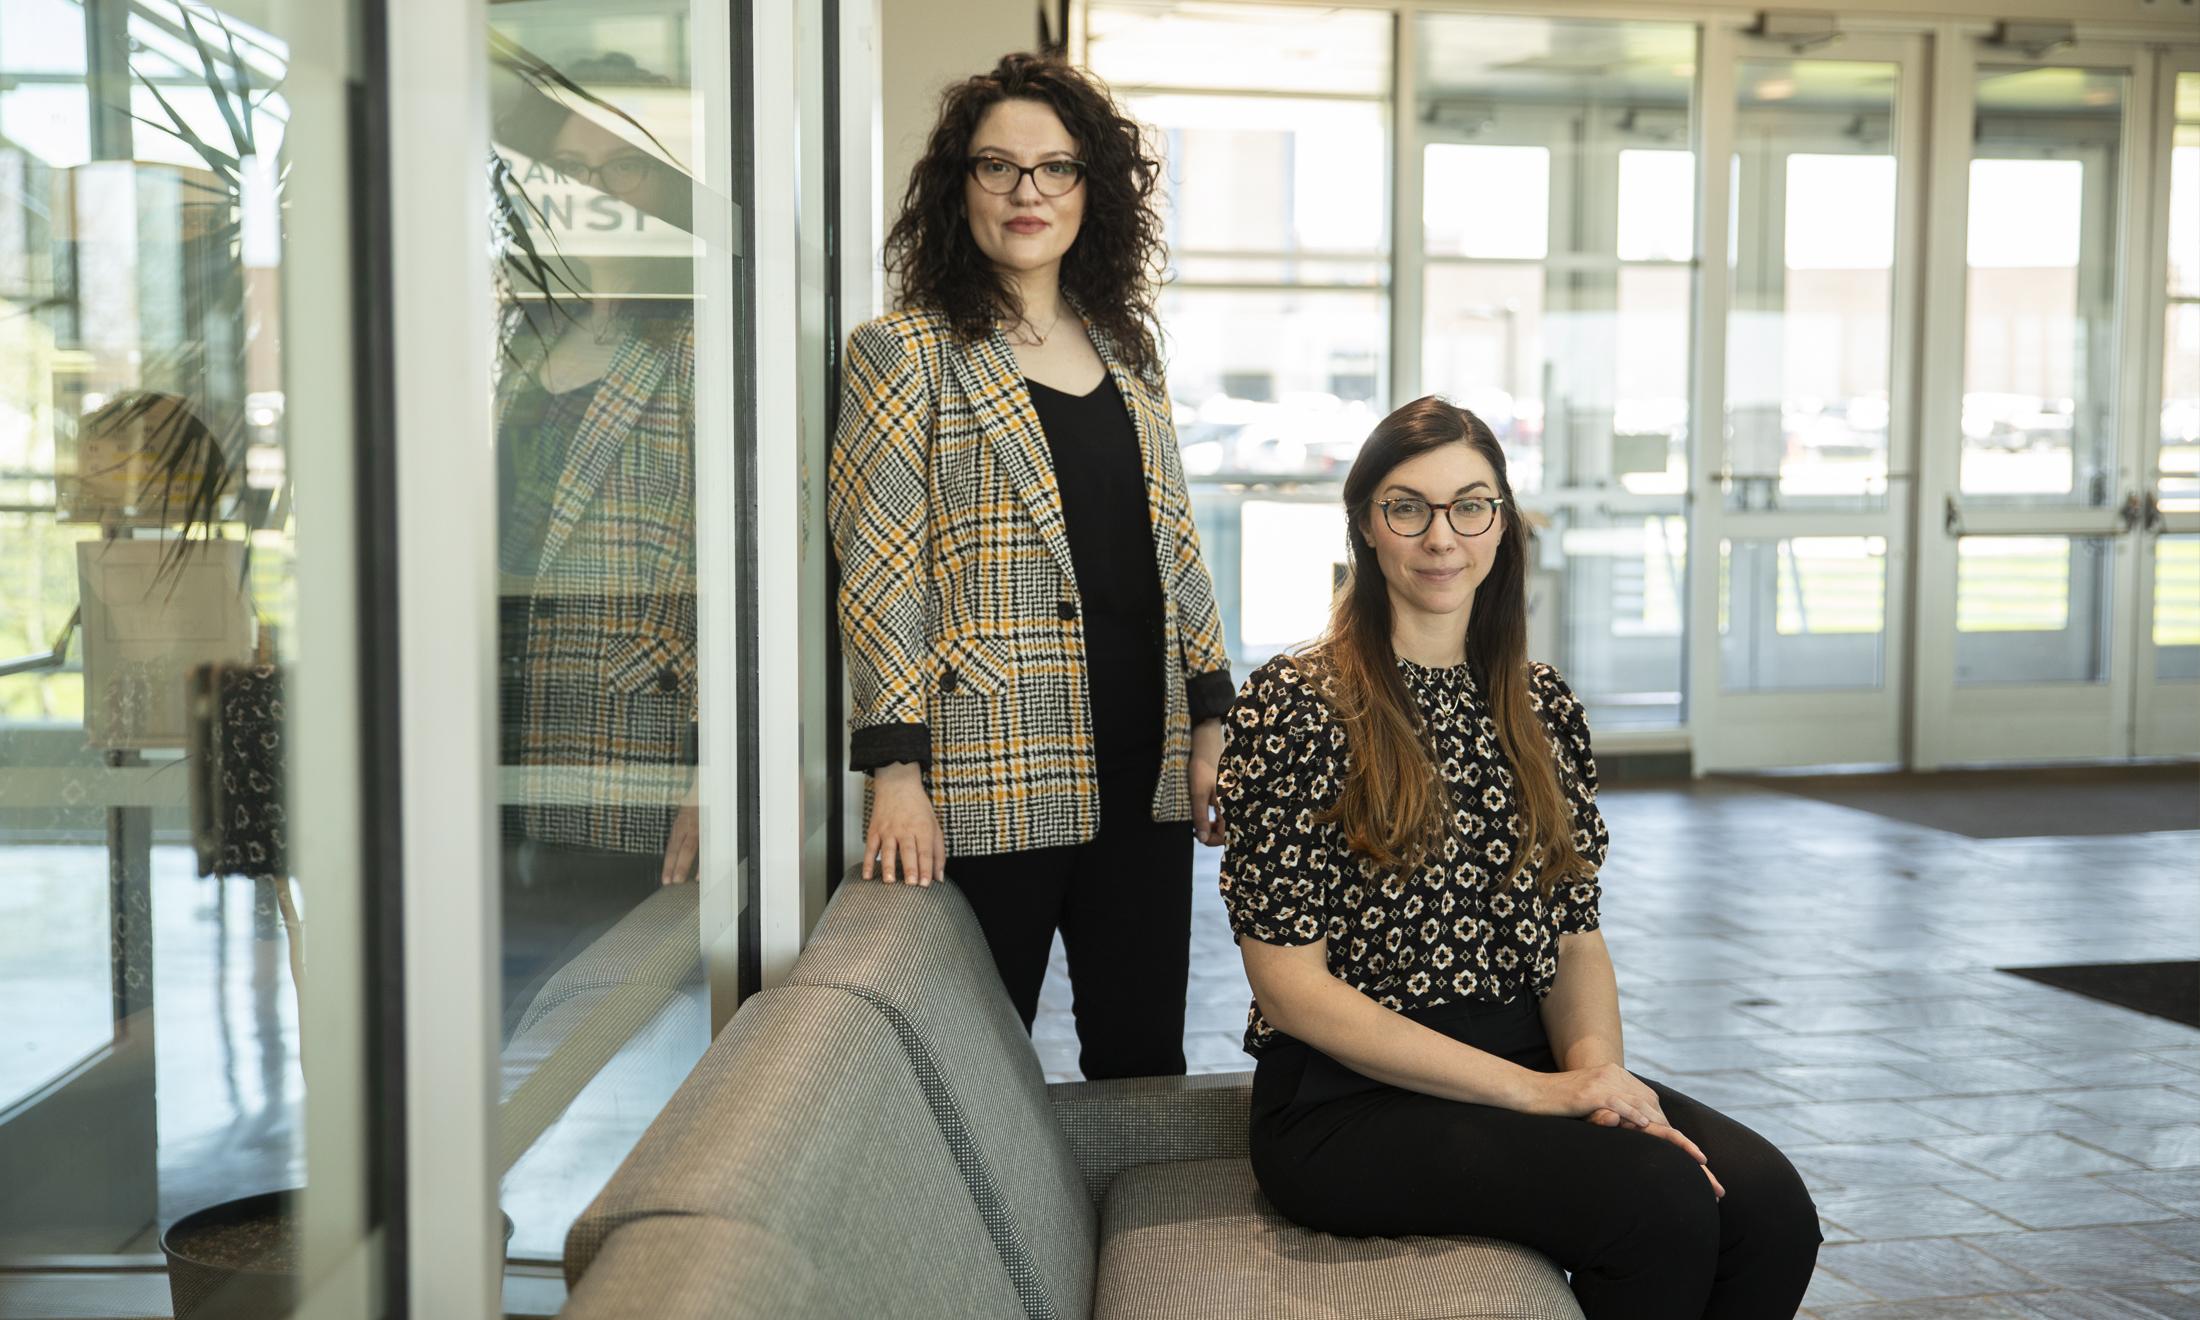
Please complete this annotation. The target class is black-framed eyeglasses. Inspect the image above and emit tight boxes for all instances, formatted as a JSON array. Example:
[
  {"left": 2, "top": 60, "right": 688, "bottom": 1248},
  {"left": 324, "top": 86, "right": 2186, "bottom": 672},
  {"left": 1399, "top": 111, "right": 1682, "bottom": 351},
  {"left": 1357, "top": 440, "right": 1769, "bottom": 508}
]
[
  {"left": 544, "top": 153, "right": 657, "bottom": 197},
  {"left": 966, "top": 155, "right": 1087, "bottom": 197},
  {"left": 1376, "top": 496, "right": 1505, "bottom": 538}
]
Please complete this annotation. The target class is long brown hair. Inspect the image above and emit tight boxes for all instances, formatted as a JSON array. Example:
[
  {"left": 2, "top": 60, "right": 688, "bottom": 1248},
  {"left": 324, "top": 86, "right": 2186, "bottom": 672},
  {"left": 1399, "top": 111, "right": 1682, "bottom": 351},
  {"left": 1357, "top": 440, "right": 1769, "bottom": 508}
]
[
  {"left": 883, "top": 52, "right": 1164, "bottom": 372},
  {"left": 1305, "top": 396, "right": 1583, "bottom": 895}
]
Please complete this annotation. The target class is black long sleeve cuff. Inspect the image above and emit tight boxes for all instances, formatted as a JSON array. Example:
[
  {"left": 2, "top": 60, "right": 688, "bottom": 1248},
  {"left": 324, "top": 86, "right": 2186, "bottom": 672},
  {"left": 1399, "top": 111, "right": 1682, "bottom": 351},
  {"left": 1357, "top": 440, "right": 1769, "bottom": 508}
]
[
  {"left": 851, "top": 722, "right": 932, "bottom": 774},
  {"left": 1186, "top": 668, "right": 1235, "bottom": 725}
]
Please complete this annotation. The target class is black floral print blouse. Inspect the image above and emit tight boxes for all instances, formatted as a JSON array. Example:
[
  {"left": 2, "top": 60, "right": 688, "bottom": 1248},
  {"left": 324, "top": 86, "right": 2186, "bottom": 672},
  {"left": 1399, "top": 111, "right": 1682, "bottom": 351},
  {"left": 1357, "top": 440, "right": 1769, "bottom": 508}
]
[{"left": 1217, "top": 654, "right": 1610, "bottom": 1055}]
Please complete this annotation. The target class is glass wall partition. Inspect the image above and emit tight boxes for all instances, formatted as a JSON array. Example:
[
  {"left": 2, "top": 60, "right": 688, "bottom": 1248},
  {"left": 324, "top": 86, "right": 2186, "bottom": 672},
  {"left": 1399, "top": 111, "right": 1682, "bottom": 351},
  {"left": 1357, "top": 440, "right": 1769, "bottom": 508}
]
[
  {"left": 479, "top": 0, "right": 752, "bottom": 1287},
  {"left": 1, "top": 0, "right": 387, "bottom": 1314}
]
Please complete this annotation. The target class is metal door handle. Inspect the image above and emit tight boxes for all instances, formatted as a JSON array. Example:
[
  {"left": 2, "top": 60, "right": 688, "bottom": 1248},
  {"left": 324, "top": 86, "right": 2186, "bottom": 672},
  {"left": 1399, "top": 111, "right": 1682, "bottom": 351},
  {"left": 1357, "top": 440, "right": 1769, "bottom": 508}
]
[
  {"left": 1944, "top": 495, "right": 1963, "bottom": 537},
  {"left": 2118, "top": 492, "right": 2144, "bottom": 532}
]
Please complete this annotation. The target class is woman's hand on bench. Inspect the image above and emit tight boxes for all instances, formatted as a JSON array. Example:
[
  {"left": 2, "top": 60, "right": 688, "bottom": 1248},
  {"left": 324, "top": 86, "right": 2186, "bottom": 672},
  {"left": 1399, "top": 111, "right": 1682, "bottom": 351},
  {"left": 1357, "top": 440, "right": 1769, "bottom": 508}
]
[{"left": 868, "top": 762, "right": 947, "bottom": 886}]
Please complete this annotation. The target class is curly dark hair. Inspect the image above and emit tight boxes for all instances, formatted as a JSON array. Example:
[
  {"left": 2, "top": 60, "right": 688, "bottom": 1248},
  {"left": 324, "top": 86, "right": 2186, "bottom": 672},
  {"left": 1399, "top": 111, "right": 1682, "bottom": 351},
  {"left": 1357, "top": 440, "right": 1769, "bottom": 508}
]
[{"left": 884, "top": 52, "right": 1165, "bottom": 372}]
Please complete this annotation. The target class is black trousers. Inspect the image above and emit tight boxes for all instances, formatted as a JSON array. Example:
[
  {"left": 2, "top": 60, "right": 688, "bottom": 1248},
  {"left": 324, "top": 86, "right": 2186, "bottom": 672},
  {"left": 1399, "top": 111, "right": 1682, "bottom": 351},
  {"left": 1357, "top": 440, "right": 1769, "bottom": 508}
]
[
  {"left": 1251, "top": 999, "right": 1822, "bottom": 1320},
  {"left": 947, "top": 773, "right": 1192, "bottom": 1080}
]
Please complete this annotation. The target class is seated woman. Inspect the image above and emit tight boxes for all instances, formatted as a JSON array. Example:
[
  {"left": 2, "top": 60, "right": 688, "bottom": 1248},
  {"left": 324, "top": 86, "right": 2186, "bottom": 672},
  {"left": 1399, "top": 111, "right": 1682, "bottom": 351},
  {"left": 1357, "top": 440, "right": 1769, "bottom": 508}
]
[{"left": 1217, "top": 396, "right": 1821, "bottom": 1319}]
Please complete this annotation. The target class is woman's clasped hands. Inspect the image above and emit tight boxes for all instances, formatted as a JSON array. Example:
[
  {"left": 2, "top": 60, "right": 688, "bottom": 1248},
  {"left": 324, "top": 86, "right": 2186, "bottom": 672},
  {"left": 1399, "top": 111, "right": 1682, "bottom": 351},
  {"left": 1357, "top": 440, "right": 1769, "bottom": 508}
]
[{"left": 1537, "top": 1062, "right": 1726, "bottom": 1200}]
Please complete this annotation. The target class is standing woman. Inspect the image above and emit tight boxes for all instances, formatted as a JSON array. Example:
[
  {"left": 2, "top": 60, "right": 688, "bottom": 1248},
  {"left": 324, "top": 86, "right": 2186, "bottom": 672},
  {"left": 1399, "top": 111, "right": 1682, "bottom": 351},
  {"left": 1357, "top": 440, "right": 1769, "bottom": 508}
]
[
  {"left": 829, "top": 53, "right": 1232, "bottom": 1080},
  {"left": 1217, "top": 398, "right": 1820, "bottom": 1317}
]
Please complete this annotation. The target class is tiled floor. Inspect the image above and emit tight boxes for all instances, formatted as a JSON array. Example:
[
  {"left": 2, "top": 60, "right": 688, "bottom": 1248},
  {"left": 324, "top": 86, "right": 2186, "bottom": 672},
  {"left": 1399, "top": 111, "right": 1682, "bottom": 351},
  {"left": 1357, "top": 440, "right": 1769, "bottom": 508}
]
[{"left": 1036, "top": 774, "right": 2200, "bottom": 1318}]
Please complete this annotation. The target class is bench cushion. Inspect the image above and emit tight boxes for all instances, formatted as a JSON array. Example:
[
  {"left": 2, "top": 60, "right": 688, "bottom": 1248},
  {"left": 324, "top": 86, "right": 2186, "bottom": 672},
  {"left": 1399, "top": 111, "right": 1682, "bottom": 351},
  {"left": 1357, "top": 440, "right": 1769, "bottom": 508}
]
[
  {"left": 564, "top": 983, "right": 1025, "bottom": 1320},
  {"left": 1094, "top": 1158, "right": 1584, "bottom": 1320},
  {"left": 788, "top": 877, "right": 1098, "bottom": 1320},
  {"left": 562, "top": 1215, "right": 831, "bottom": 1320}
]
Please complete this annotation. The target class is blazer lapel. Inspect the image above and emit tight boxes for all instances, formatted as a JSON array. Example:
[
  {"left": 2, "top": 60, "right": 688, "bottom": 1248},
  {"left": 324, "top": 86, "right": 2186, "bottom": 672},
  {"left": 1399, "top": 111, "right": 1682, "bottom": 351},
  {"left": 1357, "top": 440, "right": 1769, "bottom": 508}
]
[
  {"left": 538, "top": 330, "right": 672, "bottom": 571},
  {"left": 947, "top": 328, "right": 1079, "bottom": 586}
]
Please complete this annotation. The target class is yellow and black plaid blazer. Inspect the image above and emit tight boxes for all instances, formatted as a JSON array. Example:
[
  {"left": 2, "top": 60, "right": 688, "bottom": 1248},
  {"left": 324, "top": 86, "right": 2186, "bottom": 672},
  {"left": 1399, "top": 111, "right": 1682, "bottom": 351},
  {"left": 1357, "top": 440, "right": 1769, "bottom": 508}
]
[{"left": 829, "top": 306, "right": 1232, "bottom": 856}]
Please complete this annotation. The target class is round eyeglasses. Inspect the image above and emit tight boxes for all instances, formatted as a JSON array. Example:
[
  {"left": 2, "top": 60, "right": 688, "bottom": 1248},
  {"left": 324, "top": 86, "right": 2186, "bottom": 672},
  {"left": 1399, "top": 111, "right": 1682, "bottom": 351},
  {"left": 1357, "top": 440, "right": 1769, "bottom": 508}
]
[
  {"left": 545, "top": 153, "right": 656, "bottom": 197},
  {"left": 966, "top": 155, "right": 1087, "bottom": 197},
  {"left": 1376, "top": 496, "right": 1505, "bottom": 538}
]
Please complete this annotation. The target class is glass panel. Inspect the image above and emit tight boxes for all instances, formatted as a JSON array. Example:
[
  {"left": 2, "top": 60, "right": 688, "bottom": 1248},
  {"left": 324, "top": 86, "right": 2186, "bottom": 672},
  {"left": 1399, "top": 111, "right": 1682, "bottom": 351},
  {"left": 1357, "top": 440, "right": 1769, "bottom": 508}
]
[
  {"left": 1719, "top": 537, "right": 1888, "bottom": 691},
  {"left": 1415, "top": 17, "right": 1696, "bottom": 497},
  {"left": 1086, "top": 2, "right": 1391, "bottom": 97},
  {"left": 1955, "top": 535, "right": 2115, "bottom": 684},
  {"left": 1416, "top": 13, "right": 1696, "bottom": 727},
  {"left": 485, "top": 2, "right": 736, "bottom": 1269},
  {"left": 2157, "top": 534, "right": 2200, "bottom": 681},
  {"left": 1237, "top": 499, "right": 1349, "bottom": 651},
  {"left": 1552, "top": 511, "right": 1689, "bottom": 727},
  {"left": 1162, "top": 287, "right": 1386, "bottom": 477},
  {"left": 1726, "top": 59, "right": 1900, "bottom": 510},
  {"left": 1960, "top": 67, "right": 2126, "bottom": 507},
  {"left": 1130, "top": 95, "right": 1387, "bottom": 259},
  {"left": 2159, "top": 75, "right": 2198, "bottom": 514},
  {"left": 1, "top": 0, "right": 373, "bottom": 1304}
]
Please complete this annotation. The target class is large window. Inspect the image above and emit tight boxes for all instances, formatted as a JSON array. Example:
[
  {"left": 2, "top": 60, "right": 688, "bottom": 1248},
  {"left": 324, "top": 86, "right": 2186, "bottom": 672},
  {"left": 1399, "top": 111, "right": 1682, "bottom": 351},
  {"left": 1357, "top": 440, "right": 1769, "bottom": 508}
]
[{"left": 1088, "top": 2, "right": 1393, "bottom": 675}]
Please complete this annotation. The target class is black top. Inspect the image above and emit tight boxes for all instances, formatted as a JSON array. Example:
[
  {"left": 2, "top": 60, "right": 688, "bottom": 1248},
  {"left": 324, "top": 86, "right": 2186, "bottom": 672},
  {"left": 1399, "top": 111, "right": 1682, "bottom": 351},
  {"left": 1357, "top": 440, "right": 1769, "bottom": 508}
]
[
  {"left": 1216, "top": 655, "right": 1609, "bottom": 1056},
  {"left": 1028, "top": 374, "right": 1167, "bottom": 794}
]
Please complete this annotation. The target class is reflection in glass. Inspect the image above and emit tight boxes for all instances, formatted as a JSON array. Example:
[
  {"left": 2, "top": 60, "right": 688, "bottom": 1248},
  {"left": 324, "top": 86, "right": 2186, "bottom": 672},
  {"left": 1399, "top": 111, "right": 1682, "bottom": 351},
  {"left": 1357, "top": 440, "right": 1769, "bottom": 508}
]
[
  {"left": 1961, "top": 68, "right": 2126, "bottom": 506},
  {"left": 1719, "top": 537, "right": 1888, "bottom": 691},
  {"left": 0, "top": 1, "right": 330, "bottom": 1307},
  {"left": 1955, "top": 536, "right": 2114, "bottom": 684},
  {"left": 485, "top": 5, "right": 719, "bottom": 1268},
  {"left": 2157, "top": 535, "right": 2200, "bottom": 681},
  {"left": 1087, "top": 2, "right": 1391, "bottom": 97},
  {"left": 1726, "top": 59, "right": 1900, "bottom": 509}
]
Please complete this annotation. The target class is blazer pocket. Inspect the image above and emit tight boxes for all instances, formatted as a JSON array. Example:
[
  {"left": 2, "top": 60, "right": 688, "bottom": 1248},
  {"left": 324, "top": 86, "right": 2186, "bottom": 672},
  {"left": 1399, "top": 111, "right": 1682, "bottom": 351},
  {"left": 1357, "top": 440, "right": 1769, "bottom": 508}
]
[
  {"left": 605, "top": 631, "right": 696, "bottom": 697},
  {"left": 931, "top": 632, "right": 1011, "bottom": 700}
]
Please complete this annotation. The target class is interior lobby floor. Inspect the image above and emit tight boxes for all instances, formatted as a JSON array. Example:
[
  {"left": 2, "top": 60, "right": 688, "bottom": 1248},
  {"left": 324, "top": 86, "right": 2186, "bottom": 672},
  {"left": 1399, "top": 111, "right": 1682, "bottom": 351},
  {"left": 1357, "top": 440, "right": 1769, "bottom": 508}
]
[{"left": 1038, "top": 769, "right": 2200, "bottom": 1319}]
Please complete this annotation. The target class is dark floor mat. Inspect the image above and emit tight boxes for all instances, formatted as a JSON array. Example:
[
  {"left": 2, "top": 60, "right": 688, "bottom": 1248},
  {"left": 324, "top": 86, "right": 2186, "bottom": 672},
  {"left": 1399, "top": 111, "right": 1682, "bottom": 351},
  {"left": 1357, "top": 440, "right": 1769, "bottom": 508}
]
[
  {"left": 2000, "top": 960, "right": 2200, "bottom": 1028},
  {"left": 1735, "top": 764, "right": 2199, "bottom": 839}
]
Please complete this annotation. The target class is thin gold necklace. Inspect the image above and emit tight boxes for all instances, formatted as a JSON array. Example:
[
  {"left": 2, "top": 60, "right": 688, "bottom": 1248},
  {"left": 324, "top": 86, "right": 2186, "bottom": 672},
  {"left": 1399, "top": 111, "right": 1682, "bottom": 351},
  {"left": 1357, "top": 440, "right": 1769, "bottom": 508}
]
[{"left": 1005, "top": 306, "right": 1064, "bottom": 347}]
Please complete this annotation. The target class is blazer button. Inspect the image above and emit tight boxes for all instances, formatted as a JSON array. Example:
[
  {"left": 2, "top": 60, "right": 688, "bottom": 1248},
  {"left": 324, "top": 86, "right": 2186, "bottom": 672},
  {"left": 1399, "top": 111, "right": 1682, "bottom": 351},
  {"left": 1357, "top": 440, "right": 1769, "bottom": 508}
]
[
  {"left": 1056, "top": 600, "right": 1078, "bottom": 621},
  {"left": 940, "top": 665, "right": 959, "bottom": 694},
  {"left": 657, "top": 665, "right": 681, "bottom": 693}
]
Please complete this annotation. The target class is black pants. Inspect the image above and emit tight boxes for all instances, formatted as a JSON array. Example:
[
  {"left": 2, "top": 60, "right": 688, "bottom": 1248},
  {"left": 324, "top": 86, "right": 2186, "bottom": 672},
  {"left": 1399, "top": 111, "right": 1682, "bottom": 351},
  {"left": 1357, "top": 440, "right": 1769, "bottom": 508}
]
[
  {"left": 1251, "top": 999, "right": 1821, "bottom": 1320},
  {"left": 948, "top": 774, "right": 1192, "bottom": 1080}
]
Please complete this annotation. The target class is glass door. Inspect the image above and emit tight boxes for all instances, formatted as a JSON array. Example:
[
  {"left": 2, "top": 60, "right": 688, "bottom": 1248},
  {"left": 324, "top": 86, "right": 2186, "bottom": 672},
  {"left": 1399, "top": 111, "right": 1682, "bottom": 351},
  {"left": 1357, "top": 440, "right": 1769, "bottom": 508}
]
[
  {"left": 1688, "top": 30, "right": 1926, "bottom": 771},
  {"left": 2134, "top": 59, "right": 2200, "bottom": 757},
  {"left": 1912, "top": 36, "right": 2163, "bottom": 766}
]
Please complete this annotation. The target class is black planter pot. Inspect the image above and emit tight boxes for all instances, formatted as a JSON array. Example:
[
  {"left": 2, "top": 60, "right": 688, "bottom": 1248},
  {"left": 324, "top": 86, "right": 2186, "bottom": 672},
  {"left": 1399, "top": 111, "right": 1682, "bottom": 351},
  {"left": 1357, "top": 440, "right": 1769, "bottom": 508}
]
[
  {"left": 162, "top": 1189, "right": 516, "bottom": 1320},
  {"left": 160, "top": 1190, "right": 298, "bottom": 1320}
]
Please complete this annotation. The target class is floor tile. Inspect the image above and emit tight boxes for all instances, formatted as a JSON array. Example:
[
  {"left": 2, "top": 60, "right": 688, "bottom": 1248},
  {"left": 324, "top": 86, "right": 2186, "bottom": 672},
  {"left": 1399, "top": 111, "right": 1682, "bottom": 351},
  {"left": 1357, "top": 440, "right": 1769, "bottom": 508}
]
[
  {"left": 2048, "top": 1090, "right": 2200, "bottom": 1128},
  {"left": 1767, "top": 1064, "right": 1954, "bottom": 1102},
  {"left": 1790, "top": 1141, "right": 1997, "bottom": 1188},
  {"left": 1725, "top": 1105, "right": 1841, "bottom": 1151},
  {"left": 2007, "top": 1291, "right": 2182, "bottom": 1319},
  {"left": 2106, "top": 1171, "right": 2200, "bottom": 1217},
  {"left": 1891, "top": 1058, "right": 2075, "bottom": 1096},
  {"left": 1775, "top": 1033, "right": 1945, "bottom": 1066},
  {"left": 2027, "top": 1054, "right": 2200, "bottom": 1089},
  {"left": 1817, "top": 1298, "right": 2037, "bottom": 1318},
  {"left": 1877, "top": 1026, "right": 2048, "bottom": 1061},
  {"left": 2131, "top": 1218, "right": 2200, "bottom": 1261},
  {"left": 1941, "top": 1177, "right": 2180, "bottom": 1230},
  {"left": 1815, "top": 1237, "right": 2047, "bottom": 1301},
  {"left": 1924, "top": 1095, "right": 2107, "bottom": 1136},
  {"left": 2066, "top": 1126, "right": 2200, "bottom": 1172},
  {"left": 1814, "top": 1184, "right": 2026, "bottom": 1239},
  {"left": 1921, "top": 1133, "right": 2145, "bottom": 1179},
  {"left": 1803, "top": 1265, "right": 1879, "bottom": 1308},
  {"left": 1658, "top": 1069, "right": 1814, "bottom": 1108},
  {"left": 1639, "top": 1035, "right": 1804, "bottom": 1072},
  {"left": 1968, "top": 1228, "right": 2200, "bottom": 1288},
  {"left": 1780, "top": 1100, "right": 1982, "bottom": 1144}
]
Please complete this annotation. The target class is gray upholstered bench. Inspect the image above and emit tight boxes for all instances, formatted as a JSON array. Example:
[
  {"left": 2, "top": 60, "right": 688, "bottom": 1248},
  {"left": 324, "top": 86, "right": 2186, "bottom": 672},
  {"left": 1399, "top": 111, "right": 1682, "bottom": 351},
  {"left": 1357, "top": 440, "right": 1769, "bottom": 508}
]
[{"left": 558, "top": 875, "right": 1582, "bottom": 1319}]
